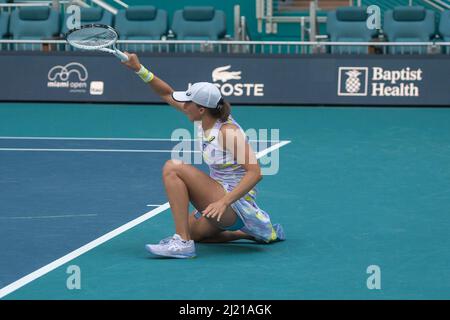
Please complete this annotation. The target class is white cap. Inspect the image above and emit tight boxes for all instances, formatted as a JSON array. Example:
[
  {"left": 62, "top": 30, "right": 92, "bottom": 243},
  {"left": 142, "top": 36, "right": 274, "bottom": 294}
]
[{"left": 172, "top": 82, "right": 223, "bottom": 109}]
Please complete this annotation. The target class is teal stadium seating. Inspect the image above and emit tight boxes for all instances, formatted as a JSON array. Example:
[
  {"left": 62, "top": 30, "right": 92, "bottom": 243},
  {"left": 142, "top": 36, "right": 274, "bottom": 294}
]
[
  {"left": 171, "top": 6, "right": 226, "bottom": 40},
  {"left": 115, "top": 5, "right": 167, "bottom": 52},
  {"left": 9, "top": 7, "right": 59, "bottom": 50},
  {"left": 1, "top": 1, "right": 446, "bottom": 55},
  {"left": 60, "top": 7, "right": 113, "bottom": 52},
  {"left": 0, "top": 11, "right": 8, "bottom": 50},
  {"left": 326, "top": 7, "right": 378, "bottom": 54},
  {"left": 61, "top": 7, "right": 113, "bottom": 35},
  {"left": 439, "top": 10, "right": 450, "bottom": 53},
  {"left": 383, "top": 6, "right": 435, "bottom": 54}
]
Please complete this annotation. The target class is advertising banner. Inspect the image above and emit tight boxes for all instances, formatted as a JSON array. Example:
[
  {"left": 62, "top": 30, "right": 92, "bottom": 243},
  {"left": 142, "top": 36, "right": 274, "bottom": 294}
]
[{"left": 0, "top": 52, "right": 449, "bottom": 105}]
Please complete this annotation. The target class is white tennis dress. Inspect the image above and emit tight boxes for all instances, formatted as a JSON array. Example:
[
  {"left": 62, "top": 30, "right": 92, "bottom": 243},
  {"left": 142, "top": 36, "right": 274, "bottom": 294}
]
[{"left": 197, "top": 116, "right": 278, "bottom": 242}]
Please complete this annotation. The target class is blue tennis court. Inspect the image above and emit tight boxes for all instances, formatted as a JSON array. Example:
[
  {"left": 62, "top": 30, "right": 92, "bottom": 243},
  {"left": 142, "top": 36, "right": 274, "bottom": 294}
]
[{"left": 1, "top": 103, "right": 449, "bottom": 299}]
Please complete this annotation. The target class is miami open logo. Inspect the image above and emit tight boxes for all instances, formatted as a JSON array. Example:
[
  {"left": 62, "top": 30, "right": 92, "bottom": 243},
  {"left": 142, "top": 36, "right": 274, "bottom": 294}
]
[
  {"left": 48, "top": 62, "right": 88, "bottom": 82},
  {"left": 47, "top": 62, "right": 90, "bottom": 93},
  {"left": 338, "top": 67, "right": 369, "bottom": 96},
  {"left": 47, "top": 62, "right": 103, "bottom": 95}
]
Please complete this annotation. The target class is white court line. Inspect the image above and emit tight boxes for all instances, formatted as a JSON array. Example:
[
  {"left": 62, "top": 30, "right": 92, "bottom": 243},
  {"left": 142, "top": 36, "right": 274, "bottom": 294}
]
[
  {"left": 0, "top": 141, "right": 290, "bottom": 153},
  {"left": 256, "top": 140, "right": 291, "bottom": 158},
  {"left": 146, "top": 204, "right": 163, "bottom": 207},
  {"left": 0, "top": 140, "right": 291, "bottom": 299},
  {"left": 0, "top": 203, "right": 170, "bottom": 299},
  {"left": 0, "top": 214, "right": 98, "bottom": 220},
  {"left": 0, "top": 136, "right": 181, "bottom": 141},
  {"left": 0, "top": 136, "right": 281, "bottom": 143},
  {"left": 0, "top": 148, "right": 200, "bottom": 153}
]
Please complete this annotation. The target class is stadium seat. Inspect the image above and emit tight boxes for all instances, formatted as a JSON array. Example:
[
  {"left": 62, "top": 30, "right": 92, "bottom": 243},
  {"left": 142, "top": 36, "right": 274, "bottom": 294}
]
[
  {"left": 438, "top": 10, "right": 450, "bottom": 53},
  {"left": 326, "top": 7, "right": 378, "bottom": 54},
  {"left": 60, "top": 7, "right": 113, "bottom": 52},
  {"left": 9, "top": 6, "right": 59, "bottom": 50},
  {"left": 0, "top": 11, "right": 8, "bottom": 50},
  {"left": 61, "top": 7, "right": 113, "bottom": 35},
  {"left": 115, "top": 5, "right": 167, "bottom": 52},
  {"left": 171, "top": 6, "right": 226, "bottom": 40},
  {"left": 383, "top": 6, "right": 435, "bottom": 54},
  {"left": 0, "top": 11, "right": 8, "bottom": 38}
]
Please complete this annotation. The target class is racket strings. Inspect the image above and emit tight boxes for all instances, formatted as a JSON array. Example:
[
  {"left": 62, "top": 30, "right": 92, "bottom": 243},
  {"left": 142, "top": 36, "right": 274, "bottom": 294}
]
[{"left": 67, "top": 27, "right": 117, "bottom": 50}]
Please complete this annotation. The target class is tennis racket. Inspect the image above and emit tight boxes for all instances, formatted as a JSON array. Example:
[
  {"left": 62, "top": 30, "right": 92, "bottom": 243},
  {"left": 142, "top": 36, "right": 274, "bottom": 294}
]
[{"left": 65, "top": 24, "right": 129, "bottom": 62}]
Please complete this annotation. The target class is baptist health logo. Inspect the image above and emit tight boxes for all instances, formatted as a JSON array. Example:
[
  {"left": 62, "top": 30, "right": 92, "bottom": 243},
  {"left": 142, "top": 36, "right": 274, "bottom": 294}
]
[
  {"left": 47, "top": 62, "right": 104, "bottom": 95},
  {"left": 338, "top": 67, "right": 369, "bottom": 96},
  {"left": 338, "top": 66, "right": 422, "bottom": 97},
  {"left": 208, "top": 65, "right": 264, "bottom": 97}
]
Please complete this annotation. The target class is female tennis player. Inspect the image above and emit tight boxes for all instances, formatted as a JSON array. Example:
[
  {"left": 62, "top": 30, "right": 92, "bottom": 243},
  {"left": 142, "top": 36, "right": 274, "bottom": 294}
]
[{"left": 122, "top": 52, "right": 285, "bottom": 258}]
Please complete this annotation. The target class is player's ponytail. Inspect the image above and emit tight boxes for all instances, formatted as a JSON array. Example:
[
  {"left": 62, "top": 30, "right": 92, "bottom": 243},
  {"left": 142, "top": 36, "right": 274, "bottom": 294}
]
[{"left": 208, "top": 98, "right": 231, "bottom": 122}]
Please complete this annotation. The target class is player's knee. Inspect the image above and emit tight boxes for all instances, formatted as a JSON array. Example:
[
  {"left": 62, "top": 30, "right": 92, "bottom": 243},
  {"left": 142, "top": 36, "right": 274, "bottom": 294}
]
[
  {"left": 190, "top": 230, "right": 205, "bottom": 242},
  {"left": 162, "top": 159, "right": 184, "bottom": 179}
]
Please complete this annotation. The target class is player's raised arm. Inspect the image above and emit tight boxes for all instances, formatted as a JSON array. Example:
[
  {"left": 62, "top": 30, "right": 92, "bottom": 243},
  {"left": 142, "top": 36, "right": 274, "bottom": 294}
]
[{"left": 121, "top": 52, "right": 185, "bottom": 113}]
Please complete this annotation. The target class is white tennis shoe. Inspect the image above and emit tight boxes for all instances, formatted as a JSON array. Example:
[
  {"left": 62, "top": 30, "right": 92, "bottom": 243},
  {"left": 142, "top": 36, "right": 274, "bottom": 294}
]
[{"left": 145, "top": 234, "right": 196, "bottom": 259}]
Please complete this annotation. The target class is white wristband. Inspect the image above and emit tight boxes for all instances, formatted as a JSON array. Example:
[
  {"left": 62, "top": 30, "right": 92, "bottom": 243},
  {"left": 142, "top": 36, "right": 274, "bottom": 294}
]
[{"left": 135, "top": 65, "right": 154, "bottom": 83}]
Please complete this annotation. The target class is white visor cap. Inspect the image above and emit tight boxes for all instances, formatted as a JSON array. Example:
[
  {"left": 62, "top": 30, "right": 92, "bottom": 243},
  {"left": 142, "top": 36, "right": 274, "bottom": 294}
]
[{"left": 172, "top": 82, "right": 222, "bottom": 109}]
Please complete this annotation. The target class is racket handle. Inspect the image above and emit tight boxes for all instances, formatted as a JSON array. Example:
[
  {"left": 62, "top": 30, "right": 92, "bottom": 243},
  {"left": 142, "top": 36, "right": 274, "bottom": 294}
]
[{"left": 114, "top": 50, "right": 129, "bottom": 62}]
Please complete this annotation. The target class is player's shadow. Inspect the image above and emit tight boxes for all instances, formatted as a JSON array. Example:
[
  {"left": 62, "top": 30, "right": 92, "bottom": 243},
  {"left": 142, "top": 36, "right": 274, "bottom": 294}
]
[
  {"left": 198, "top": 241, "right": 268, "bottom": 256},
  {"left": 142, "top": 240, "right": 279, "bottom": 260},
  {"left": 144, "top": 241, "right": 283, "bottom": 259}
]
